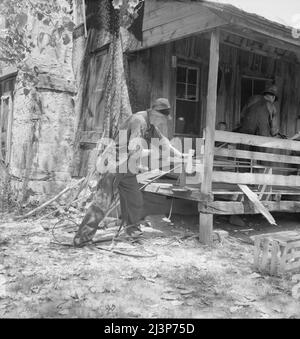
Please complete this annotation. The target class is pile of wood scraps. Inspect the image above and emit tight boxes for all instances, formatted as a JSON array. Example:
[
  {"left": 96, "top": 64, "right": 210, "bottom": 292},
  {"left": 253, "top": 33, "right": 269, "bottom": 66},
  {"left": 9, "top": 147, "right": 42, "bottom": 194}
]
[{"left": 14, "top": 177, "right": 87, "bottom": 221}]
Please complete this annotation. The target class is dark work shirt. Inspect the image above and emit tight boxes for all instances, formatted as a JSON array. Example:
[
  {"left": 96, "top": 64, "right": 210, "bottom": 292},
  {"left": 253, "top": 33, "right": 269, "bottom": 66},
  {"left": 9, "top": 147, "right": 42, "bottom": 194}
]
[{"left": 239, "top": 96, "right": 279, "bottom": 137}]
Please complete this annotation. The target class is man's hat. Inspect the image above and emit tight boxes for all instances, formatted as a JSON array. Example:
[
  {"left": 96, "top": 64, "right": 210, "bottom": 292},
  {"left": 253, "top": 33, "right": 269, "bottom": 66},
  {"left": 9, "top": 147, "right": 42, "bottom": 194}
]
[
  {"left": 152, "top": 98, "right": 171, "bottom": 115},
  {"left": 263, "top": 85, "right": 279, "bottom": 101}
]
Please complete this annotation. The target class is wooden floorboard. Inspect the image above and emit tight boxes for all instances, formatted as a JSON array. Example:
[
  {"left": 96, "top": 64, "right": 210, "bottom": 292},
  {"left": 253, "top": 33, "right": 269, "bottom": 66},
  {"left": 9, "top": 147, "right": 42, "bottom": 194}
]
[
  {"left": 141, "top": 182, "right": 300, "bottom": 206},
  {"left": 198, "top": 201, "right": 300, "bottom": 215}
]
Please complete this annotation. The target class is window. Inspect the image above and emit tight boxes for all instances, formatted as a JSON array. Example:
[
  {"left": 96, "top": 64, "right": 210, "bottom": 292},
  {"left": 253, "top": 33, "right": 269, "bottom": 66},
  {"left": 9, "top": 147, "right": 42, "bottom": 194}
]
[
  {"left": 175, "top": 65, "right": 200, "bottom": 135},
  {"left": 176, "top": 66, "right": 199, "bottom": 101}
]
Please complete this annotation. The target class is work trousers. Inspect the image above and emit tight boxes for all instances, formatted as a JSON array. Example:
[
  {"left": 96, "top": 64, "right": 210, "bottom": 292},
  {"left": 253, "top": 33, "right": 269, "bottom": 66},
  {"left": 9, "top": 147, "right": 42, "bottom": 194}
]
[{"left": 73, "top": 172, "right": 143, "bottom": 246}]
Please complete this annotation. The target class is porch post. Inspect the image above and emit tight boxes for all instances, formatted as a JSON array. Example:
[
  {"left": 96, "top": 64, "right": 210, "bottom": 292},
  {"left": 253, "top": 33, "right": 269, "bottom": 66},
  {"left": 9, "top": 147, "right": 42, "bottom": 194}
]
[{"left": 199, "top": 29, "right": 220, "bottom": 245}]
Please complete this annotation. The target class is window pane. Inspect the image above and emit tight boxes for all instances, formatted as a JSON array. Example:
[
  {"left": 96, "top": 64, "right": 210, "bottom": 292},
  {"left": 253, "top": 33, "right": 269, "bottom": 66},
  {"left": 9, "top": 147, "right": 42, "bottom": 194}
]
[
  {"left": 176, "top": 83, "right": 186, "bottom": 99},
  {"left": 177, "top": 66, "right": 186, "bottom": 83},
  {"left": 187, "top": 85, "right": 197, "bottom": 101},
  {"left": 188, "top": 69, "right": 197, "bottom": 85}
]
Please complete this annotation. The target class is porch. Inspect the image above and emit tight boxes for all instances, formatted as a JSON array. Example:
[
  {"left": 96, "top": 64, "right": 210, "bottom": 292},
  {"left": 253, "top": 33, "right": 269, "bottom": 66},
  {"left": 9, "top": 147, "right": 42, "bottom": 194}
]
[{"left": 138, "top": 130, "right": 300, "bottom": 244}]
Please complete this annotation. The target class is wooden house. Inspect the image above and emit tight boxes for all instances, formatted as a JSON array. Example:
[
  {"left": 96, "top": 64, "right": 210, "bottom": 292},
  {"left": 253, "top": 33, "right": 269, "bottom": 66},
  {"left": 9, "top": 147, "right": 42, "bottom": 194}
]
[{"left": 73, "top": 0, "right": 300, "bottom": 244}]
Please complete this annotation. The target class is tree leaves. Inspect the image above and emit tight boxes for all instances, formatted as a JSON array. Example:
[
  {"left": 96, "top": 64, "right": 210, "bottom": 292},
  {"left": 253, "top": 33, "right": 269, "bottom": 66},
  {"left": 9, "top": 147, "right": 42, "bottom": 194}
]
[
  {"left": 23, "top": 88, "right": 30, "bottom": 96},
  {"left": 0, "top": 0, "right": 75, "bottom": 66},
  {"left": 65, "top": 21, "right": 75, "bottom": 32},
  {"left": 62, "top": 34, "right": 71, "bottom": 45},
  {"left": 15, "top": 13, "right": 28, "bottom": 28},
  {"left": 43, "top": 18, "right": 50, "bottom": 26},
  {"left": 37, "top": 12, "right": 44, "bottom": 21}
]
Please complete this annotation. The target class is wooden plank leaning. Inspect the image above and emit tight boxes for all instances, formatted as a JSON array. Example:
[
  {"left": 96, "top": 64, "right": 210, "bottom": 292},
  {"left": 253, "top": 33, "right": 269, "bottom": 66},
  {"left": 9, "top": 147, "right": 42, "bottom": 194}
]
[{"left": 238, "top": 184, "right": 276, "bottom": 225}]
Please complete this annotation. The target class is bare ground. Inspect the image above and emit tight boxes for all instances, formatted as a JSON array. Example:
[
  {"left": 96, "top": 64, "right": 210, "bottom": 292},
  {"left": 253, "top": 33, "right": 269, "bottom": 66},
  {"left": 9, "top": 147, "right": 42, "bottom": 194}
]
[{"left": 0, "top": 213, "right": 300, "bottom": 318}]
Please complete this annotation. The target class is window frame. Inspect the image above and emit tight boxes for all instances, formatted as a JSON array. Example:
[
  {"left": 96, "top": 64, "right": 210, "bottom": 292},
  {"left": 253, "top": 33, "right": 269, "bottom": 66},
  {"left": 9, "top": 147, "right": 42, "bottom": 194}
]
[
  {"left": 176, "top": 64, "right": 200, "bottom": 103},
  {"left": 174, "top": 63, "right": 201, "bottom": 137}
]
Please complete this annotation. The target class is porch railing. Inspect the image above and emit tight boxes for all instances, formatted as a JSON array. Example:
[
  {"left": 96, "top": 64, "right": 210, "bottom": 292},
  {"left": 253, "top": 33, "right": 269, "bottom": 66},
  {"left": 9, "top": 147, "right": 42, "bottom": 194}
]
[{"left": 211, "top": 130, "right": 300, "bottom": 187}]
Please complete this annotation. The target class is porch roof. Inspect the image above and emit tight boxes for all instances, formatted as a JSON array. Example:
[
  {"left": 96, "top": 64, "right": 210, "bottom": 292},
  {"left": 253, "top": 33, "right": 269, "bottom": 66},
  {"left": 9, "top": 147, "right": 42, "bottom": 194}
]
[
  {"left": 206, "top": 0, "right": 298, "bottom": 28},
  {"left": 131, "top": 0, "right": 300, "bottom": 56}
]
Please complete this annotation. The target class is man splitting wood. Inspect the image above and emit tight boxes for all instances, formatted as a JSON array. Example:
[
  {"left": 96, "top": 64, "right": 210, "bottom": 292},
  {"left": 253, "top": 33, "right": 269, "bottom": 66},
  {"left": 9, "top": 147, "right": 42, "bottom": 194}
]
[{"left": 73, "top": 98, "right": 190, "bottom": 247}]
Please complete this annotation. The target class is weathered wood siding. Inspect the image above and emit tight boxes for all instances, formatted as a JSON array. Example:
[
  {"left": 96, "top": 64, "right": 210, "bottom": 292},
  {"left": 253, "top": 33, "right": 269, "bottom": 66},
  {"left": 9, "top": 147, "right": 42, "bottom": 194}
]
[{"left": 128, "top": 43, "right": 174, "bottom": 138}]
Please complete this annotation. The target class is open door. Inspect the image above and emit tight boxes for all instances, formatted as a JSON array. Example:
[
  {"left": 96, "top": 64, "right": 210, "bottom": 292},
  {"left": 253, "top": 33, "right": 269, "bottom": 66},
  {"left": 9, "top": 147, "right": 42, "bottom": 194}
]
[{"left": 72, "top": 47, "right": 109, "bottom": 177}]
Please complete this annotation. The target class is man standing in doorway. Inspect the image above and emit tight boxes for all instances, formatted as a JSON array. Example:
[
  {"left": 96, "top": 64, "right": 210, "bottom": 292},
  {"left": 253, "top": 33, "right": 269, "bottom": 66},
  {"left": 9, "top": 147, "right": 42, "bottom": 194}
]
[
  {"left": 236, "top": 85, "right": 284, "bottom": 171},
  {"left": 238, "top": 85, "right": 280, "bottom": 137}
]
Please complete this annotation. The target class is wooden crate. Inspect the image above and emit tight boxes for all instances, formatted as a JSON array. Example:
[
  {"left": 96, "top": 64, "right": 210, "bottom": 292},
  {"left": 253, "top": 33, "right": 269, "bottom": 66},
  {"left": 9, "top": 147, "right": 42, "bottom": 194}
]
[{"left": 253, "top": 231, "right": 300, "bottom": 276}]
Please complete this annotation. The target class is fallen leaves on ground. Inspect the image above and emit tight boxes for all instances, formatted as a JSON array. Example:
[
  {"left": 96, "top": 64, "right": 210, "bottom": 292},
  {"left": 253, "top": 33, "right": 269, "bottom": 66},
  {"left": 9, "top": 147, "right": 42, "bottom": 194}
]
[{"left": 0, "top": 215, "right": 300, "bottom": 318}]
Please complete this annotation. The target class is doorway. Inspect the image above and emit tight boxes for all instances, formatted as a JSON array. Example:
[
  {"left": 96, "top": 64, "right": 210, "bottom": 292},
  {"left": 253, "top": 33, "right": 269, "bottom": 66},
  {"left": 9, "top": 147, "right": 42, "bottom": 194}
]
[{"left": 240, "top": 76, "right": 270, "bottom": 110}]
